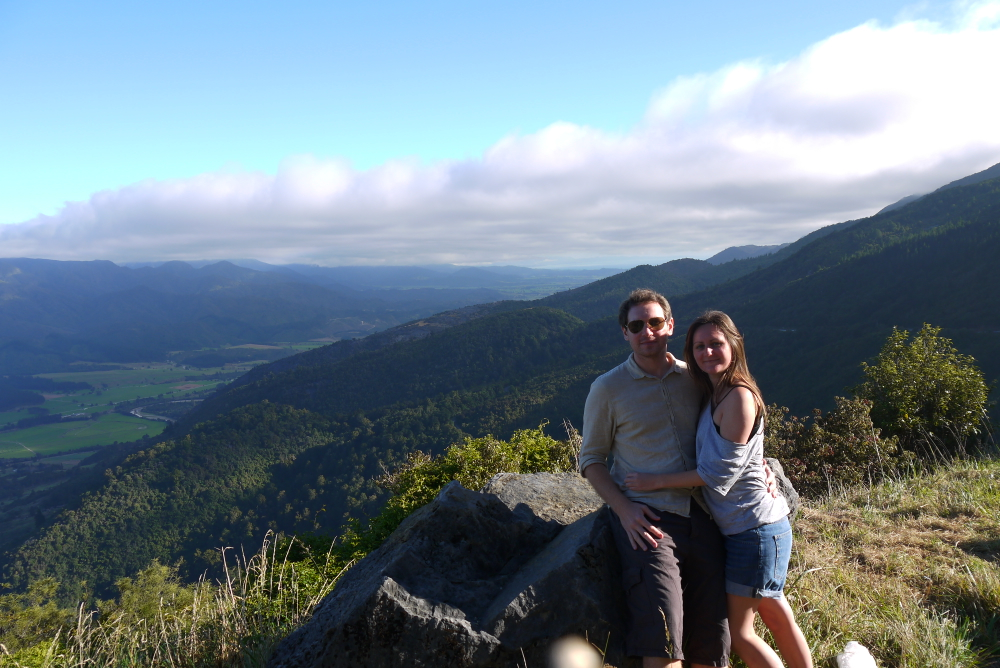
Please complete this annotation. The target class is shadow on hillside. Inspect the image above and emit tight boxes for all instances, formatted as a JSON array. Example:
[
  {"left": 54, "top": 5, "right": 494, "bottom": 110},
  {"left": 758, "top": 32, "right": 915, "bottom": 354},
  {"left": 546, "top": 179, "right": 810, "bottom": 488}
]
[{"left": 959, "top": 537, "right": 1000, "bottom": 563}]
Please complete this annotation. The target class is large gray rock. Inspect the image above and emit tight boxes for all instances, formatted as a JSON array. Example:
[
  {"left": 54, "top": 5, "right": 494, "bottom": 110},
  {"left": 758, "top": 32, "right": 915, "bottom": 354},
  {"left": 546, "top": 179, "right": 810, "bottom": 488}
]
[
  {"left": 270, "top": 467, "right": 801, "bottom": 668},
  {"left": 270, "top": 474, "right": 636, "bottom": 668},
  {"left": 766, "top": 457, "right": 800, "bottom": 522},
  {"left": 481, "top": 471, "right": 603, "bottom": 524}
]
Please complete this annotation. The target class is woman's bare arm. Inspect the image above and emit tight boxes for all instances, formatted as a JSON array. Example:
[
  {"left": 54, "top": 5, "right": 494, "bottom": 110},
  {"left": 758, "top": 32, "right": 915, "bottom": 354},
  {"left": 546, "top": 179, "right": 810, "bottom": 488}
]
[
  {"left": 624, "top": 469, "right": 706, "bottom": 491},
  {"left": 715, "top": 386, "right": 757, "bottom": 444}
]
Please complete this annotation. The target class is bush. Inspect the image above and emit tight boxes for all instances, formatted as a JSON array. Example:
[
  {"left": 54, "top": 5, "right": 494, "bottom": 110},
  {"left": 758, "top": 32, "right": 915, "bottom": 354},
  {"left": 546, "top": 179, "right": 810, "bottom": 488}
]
[
  {"left": 97, "top": 561, "right": 195, "bottom": 625},
  {"left": 0, "top": 424, "right": 575, "bottom": 665},
  {"left": 766, "top": 397, "right": 911, "bottom": 496},
  {"left": 0, "top": 535, "right": 344, "bottom": 667},
  {"left": 855, "top": 324, "right": 992, "bottom": 457},
  {"left": 0, "top": 578, "right": 75, "bottom": 654},
  {"left": 338, "top": 422, "right": 577, "bottom": 558}
]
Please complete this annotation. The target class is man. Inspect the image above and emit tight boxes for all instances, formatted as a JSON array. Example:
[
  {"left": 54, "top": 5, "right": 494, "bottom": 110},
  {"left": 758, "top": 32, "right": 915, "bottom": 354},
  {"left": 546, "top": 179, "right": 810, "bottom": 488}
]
[{"left": 579, "top": 289, "right": 729, "bottom": 668}]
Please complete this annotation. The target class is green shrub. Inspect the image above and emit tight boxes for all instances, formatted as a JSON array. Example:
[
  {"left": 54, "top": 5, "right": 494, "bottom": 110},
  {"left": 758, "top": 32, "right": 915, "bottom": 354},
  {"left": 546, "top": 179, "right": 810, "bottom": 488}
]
[
  {"left": 766, "top": 397, "right": 911, "bottom": 496},
  {"left": 97, "top": 561, "right": 195, "bottom": 625},
  {"left": 0, "top": 578, "right": 75, "bottom": 654},
  {"left": 337, "top": 422, "right": 577, "bottom": 559},
  {"left": 0, "top": 424, "right": 575, "bottom": 665},
  {"left": 856, "top": 324, "right": 992, "bottom": 457},
  {"left": 0, "top": 534, "right": 345, "bottom": 668}
]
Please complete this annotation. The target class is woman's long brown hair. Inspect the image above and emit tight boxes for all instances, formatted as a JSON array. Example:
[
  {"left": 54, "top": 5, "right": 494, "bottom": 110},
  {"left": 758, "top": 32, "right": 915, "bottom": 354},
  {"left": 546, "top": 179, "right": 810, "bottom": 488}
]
[{"left": 683, "top": 310, "right": 765, "bottom": 419}]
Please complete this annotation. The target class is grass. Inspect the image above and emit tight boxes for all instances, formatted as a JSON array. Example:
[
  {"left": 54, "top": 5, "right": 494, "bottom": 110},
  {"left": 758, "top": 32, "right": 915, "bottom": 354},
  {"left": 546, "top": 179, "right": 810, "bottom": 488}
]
[
  {"left": 0, "top": 454, "right": 997, "bottom": 666},
  {"left": 759, "top": 458, "right": 1000, "bottom": 668},
  {"left": 273, "top": 342, "right": 330, "bottom": 350},
  {"left": 38, "top": 367, "right": 228, "bottom": 412},
  {"left": 0, "top": 365, "right": 236, "bottom": 461},
  {"left": 0, "top": 414, "right": 165, "bottom": 458},
  {"left": 0, "top": 535, "right": 347, "bottom": 668}
]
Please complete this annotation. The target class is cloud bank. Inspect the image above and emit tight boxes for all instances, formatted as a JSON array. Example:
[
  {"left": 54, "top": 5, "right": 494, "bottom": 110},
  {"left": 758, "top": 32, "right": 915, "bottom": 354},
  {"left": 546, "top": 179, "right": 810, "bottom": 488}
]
[{"left": 4, "top": 3, "right": 1000, "bottom": 266}]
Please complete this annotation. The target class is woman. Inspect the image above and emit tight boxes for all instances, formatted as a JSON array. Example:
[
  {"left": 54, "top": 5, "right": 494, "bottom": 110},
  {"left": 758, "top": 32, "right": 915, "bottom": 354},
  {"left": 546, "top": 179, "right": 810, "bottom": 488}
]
[{"left": 624, "top": 311, "right": 812, "bottom": 668}]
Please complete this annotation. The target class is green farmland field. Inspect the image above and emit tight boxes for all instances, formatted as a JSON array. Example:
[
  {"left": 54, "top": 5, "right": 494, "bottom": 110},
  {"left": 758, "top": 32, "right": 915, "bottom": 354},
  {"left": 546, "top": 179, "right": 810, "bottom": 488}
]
[
  {"left": 0, "top": 414, "right": 165, "bottom": 459},
  {"left": 1, "top": 364, "right": 238, "bottom": 461}
]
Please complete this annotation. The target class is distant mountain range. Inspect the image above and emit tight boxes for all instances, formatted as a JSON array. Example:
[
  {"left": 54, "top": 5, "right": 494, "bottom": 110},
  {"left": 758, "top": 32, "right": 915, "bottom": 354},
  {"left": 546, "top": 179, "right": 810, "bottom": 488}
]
[
  {"left": 0, "top": 260, "right": 620, "bottom": 375},
  {"left": 0, "top": 247, "right": 798, "bottom": 376},
  {"left": 705, "top": 243, "right": 790, "bottom": 265},
  {"left": 4, "top": 160, "right": 999, "bottom": 600}
]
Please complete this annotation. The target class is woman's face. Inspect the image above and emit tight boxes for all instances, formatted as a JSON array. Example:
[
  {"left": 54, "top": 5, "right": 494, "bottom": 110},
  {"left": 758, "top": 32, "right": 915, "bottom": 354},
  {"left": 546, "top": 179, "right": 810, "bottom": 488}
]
[{"left": 691, "top": 323, "right": 733, "bottom": 380}]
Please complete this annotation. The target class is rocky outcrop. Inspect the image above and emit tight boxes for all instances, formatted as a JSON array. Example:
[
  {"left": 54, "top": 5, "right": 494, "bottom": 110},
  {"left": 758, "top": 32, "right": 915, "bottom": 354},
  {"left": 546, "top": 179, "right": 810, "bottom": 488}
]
[
  {"left": 269, "top": 472, "right": 634, "bottom": 668},
  {"left": 269, "top": 466, "right": 800, "bottom": 668},
  {"left": 767, "top": 457, "right": 800, "bottom": 521}
]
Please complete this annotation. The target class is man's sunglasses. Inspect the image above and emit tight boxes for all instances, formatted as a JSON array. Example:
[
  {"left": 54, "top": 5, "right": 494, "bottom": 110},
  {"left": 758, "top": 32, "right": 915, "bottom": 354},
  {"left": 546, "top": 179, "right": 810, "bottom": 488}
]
[{"left": 625, "top": 317, "right": 667, "bottom": 334}]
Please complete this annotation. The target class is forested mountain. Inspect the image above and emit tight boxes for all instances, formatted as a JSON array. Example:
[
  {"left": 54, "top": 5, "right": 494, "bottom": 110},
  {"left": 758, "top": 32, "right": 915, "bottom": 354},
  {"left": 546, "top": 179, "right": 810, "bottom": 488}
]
[
  {"left": 0, "top": 260, "right": 512, "bottom": 374},
  {"left": 5, "top": 161, "right": 999, "bottom": 600}
]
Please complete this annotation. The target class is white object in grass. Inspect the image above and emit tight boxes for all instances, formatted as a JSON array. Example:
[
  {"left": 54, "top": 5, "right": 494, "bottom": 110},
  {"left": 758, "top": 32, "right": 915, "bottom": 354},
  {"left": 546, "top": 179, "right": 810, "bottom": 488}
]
[{"left": 836, "top": 641, "right": 878, "bottom": 668}]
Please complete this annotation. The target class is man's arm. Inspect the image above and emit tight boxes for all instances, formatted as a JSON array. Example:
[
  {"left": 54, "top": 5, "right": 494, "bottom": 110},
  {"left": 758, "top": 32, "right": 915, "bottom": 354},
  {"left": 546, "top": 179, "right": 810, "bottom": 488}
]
[{"left": 583, "top": 463, "right": 664, "bottom": 551}]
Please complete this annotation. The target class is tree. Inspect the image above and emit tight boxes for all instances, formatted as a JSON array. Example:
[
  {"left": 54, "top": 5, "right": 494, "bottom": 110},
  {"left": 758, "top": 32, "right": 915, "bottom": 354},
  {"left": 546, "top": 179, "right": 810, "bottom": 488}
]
[{"left": 855, "top": 324, "right": 992, "bottom": 456}]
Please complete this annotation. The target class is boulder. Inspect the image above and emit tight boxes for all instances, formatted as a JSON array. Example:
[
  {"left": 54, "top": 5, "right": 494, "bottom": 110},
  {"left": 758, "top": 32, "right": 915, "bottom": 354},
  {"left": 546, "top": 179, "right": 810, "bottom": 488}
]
[
  {"left": 269, "top": 468, "right": 801, "bottom": 668},
  {"left": 269, "top": 473, "right": 636, "bottom": 668},
  {"left": 481, "top": 471, "right": 603, "bottom": 524},
  {"left": 766, "top": 457, "right": 800, "bottom": 522}
]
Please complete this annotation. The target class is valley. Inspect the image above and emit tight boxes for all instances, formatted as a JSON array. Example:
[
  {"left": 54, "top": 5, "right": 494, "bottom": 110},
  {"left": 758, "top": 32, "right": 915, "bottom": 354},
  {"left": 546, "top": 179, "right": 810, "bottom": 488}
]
[{"left": 0, "top": 161, "right": 998, "bottom": 663}]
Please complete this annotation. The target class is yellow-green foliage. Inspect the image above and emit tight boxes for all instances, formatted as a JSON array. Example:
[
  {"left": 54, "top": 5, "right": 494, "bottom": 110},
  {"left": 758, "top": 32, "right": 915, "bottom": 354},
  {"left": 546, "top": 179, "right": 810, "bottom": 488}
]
[
  {"left": 97, "top": 560, "right": 196, "bottom": 625},
  {"left": 3, "top": 425, "right": 999, "bottom": 667},
  {"left": 0, "top": 535, "right": 345, "bottom": 668},
  {"left": 766, "top": 397, "right": 912, "bottom": 496},
  {"left": 0, "top": 423, "right": 574, "bottom": 667},
  {"left": 0, "top": 579, "right": 75, "bottom": 655},
  {"left": 856, "top": 324, "right": 992, "bottom": 455},
  {"left": 338, "top": 422, "right": 576, "bottom": 558},
  {"left": 385, "top": 421, "right": 575, "bottom": 513}
]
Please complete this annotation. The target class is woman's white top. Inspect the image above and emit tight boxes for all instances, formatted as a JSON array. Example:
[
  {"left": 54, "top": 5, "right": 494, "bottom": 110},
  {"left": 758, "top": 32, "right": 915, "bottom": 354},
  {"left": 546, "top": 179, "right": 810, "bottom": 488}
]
[{"left": 695, "top": 402, "right": 789, "bottom": 536}]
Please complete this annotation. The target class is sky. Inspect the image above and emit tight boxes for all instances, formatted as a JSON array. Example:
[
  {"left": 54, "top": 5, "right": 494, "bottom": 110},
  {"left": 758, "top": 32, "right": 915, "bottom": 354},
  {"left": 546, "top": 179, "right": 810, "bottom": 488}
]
[{"left": 2, "top": 0, "right": 999, "bottom": 268}]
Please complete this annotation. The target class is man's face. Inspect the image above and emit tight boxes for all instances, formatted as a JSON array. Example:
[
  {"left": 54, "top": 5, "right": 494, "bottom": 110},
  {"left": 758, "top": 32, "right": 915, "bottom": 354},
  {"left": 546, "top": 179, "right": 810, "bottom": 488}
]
[{"left": 622, "top": 302, "right": 674, "bottom": 360}]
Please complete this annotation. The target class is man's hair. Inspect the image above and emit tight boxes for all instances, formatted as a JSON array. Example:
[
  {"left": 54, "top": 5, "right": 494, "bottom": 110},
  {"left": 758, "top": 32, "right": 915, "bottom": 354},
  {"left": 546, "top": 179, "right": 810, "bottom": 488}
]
[{"left": 618, "top": 288, "right": 672, "bottom": 328}]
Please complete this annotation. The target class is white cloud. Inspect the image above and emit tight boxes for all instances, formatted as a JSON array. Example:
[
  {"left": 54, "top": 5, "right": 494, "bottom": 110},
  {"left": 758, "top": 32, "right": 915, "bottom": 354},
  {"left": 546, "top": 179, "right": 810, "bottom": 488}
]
[{"left": 3, "top": 2, "right": 1000, "bottom": 266}]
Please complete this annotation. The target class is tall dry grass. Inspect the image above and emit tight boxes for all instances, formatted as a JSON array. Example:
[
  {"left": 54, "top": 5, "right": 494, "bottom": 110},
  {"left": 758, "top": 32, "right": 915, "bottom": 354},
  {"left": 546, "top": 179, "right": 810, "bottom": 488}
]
[
  {"left": 1, "top": 534, "right": 349, "bottom": 668},
  {"left": 746, "top": 458, "right": 1000, "bottom": 668}
]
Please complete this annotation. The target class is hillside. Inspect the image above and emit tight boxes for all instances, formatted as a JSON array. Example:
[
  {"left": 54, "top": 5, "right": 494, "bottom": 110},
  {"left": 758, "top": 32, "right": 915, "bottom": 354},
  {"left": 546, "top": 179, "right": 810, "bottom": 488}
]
[
  {"left": 671, "top": 172, "right": 1000, "bottom": 407},
  {"left": 4, "top": 161, "right": 1000, "bottom": 599},
  {"left": 0, "top": 259, "right": 510, "bottom": 374}
]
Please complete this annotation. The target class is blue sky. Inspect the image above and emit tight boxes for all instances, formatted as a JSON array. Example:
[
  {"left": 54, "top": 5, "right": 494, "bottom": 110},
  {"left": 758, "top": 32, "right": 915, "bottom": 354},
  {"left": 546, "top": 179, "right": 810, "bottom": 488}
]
[{"left": 2, "top": 0, "right": 999, "bottom": 266}]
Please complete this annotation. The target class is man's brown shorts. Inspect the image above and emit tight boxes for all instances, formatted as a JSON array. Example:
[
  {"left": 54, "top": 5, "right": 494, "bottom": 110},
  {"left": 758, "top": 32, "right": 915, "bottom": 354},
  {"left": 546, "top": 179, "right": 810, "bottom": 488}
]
[{"left": 610, "top": 502, "right": 730, "bottom": 666}]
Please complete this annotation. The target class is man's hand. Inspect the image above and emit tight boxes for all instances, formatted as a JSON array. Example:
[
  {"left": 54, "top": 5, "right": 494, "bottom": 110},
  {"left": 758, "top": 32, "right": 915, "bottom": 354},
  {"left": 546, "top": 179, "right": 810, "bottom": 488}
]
[
  {"left": 616, "top": 500, "right": 664, "bottom": 551},
  {"left": 763, "top": 458, "right": 779, "bottom": 498},
  {"left": 583, "top": 463, "right": 664, "bottom": 550},
  {"left": 623, "top": 472, "right": 657, "bottom": 491}
]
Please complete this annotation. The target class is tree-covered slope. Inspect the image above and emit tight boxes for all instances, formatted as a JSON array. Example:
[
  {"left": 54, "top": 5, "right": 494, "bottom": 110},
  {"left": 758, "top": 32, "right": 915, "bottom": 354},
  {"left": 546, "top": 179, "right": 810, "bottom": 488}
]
[
  {"left": 724, "top": 198, "right": 1000, "bottom": 414},
  {"left": 0, "top": 259, "right": 508, "bottom": 374},
  {"left": 671, "top": 172, "right": 1000, "bottom": 319},
  {"left": 535, "top": 254, "right": 782, "bottom": 322}
]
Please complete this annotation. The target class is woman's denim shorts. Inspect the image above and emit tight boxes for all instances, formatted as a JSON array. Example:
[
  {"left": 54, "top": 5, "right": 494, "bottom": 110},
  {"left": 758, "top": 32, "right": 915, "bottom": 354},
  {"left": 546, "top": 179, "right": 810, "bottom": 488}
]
[{"left": 724, "top": 516, "right": 792, "bottom": 599}]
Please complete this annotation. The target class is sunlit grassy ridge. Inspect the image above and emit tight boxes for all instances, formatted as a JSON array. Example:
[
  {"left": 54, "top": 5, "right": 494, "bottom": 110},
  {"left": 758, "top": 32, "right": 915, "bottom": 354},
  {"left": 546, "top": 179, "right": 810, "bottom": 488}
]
[
  {"left": 779, "top": 458, "right": 1000, "bottom": 668},
  {"left": 1, "top": 444, "right": 998, "bottom": 667}
]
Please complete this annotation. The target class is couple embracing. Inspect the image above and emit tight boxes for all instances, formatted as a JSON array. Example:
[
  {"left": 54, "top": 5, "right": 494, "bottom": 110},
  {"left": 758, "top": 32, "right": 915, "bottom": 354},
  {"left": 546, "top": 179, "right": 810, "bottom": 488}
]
[{"left": 580, "top": 289, "right": 813, "bottom": 668}]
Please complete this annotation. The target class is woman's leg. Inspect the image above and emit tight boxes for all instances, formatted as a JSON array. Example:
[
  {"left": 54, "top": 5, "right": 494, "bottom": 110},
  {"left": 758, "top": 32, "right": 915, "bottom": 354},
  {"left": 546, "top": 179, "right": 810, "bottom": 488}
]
[
  {"left": 727, "top": 594, "right": 783, "bottom": 668},
  {"left": 757, "top": 596, "right": 813, "bottom": 668}
]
